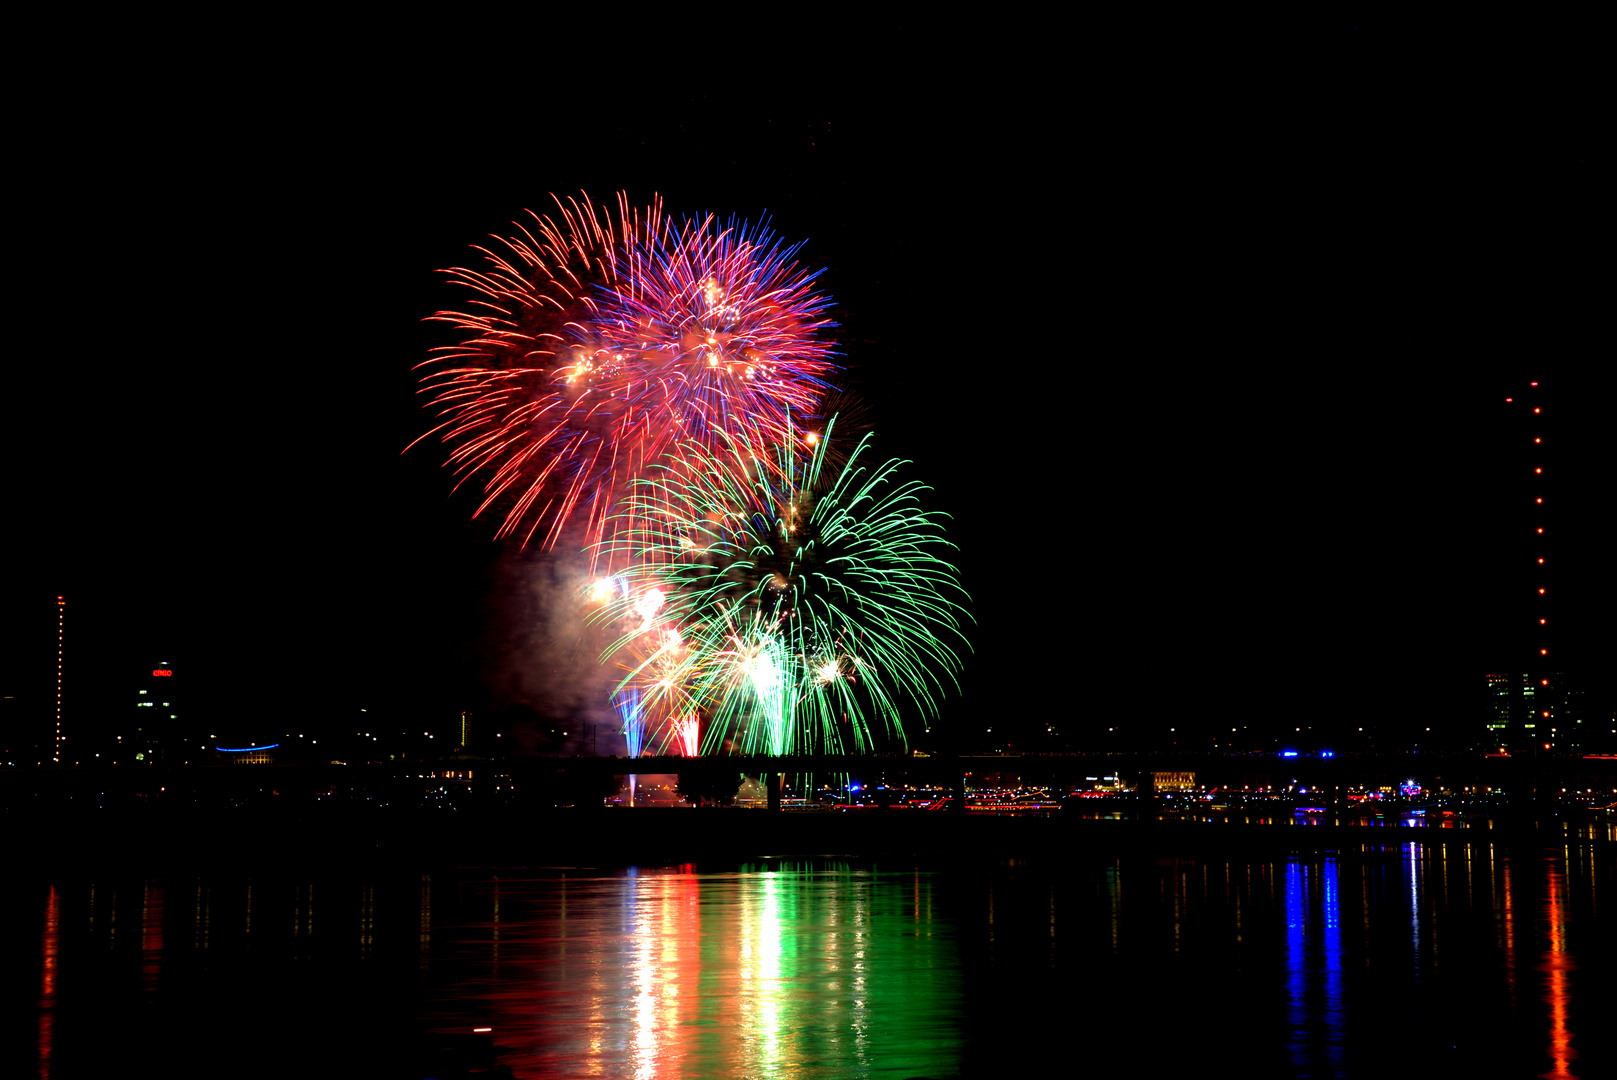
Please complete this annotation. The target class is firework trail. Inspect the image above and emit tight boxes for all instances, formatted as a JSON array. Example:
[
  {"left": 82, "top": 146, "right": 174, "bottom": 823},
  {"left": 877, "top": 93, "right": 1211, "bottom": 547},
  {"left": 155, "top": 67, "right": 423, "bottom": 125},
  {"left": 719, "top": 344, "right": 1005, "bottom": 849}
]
[
  {"left": 585, "top": 574, "right": 703, "bottom": 754},
  {"left": 411, "top": 195, "right": 838, "bottom": 558},
  {"left": 611, "top": 685, "right": 648, "bottom": 759},
  {"left": 598, "top": 418, "right": 970, "bottom": 754},
  {"left": 673, "top": 713, "right": 700, "bottom": 757}
]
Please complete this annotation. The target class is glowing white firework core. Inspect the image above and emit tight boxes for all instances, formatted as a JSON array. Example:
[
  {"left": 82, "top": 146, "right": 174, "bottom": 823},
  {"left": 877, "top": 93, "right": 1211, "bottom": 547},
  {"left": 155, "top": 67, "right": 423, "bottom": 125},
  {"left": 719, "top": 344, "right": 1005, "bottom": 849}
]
[{"left": 745, "top": 652, "right": 782, "bottom": 694}]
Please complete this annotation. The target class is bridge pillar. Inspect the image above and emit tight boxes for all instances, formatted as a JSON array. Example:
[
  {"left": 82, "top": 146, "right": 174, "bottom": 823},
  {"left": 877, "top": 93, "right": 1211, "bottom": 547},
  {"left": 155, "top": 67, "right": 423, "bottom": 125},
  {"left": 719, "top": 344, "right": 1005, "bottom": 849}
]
[
  {"left": 767, "top": 772, "right": 782, "bottom": 813},
  {"left": 1136, "top": 769, "right": 1156, "bottom": 823},
  {"left": 951, "top": 771, "right": 966, "bottom": 813}
]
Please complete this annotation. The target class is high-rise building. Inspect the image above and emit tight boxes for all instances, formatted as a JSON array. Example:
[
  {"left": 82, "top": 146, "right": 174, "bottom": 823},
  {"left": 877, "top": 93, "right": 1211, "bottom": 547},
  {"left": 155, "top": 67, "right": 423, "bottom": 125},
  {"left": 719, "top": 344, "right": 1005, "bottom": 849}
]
[
  {"left": 1484, "top": 672, "right": 1513, "bottom": 748},
  {"left": 1485, "top": 670, "right": 1588, "bottom": 755},
  {"left": 124, "top": 661, "right": 180, "bottom": 764}
]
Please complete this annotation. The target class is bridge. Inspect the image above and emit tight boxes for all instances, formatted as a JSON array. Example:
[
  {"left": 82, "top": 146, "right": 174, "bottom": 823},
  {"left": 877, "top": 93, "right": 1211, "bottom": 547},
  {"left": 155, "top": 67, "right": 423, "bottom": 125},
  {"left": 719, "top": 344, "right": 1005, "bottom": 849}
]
[{"left": 5, "top": 752, "right": 1612, "bottom": 814}]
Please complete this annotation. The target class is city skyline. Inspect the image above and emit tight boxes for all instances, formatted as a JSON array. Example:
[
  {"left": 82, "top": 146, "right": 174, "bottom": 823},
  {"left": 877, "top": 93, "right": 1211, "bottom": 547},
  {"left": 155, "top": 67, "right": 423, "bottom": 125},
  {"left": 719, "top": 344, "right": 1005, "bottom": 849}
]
[
  {"left": 9, "top": 27, "right": 1613, "bottom": 1080},
  {"left": 3, "top": 42, "right": 1610, "bottom": 761}
]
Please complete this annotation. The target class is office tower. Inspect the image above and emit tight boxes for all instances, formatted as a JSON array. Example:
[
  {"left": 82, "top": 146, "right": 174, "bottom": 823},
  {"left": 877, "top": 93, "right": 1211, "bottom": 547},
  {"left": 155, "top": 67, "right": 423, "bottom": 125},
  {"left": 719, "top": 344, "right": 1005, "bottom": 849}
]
[
  {"left": 1483, "top": 672, "right": 1513, "bottom": 748},
  {"left": 128, "top": 661, "right": 180, "bottom": 764}
]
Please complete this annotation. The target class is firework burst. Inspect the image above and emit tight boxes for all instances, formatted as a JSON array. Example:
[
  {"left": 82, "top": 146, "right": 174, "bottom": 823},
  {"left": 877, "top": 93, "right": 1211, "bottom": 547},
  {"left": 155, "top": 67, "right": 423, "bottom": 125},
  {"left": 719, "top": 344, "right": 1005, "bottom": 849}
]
[
  {"left": 590, "top": 213, "right": 838, "bottom": 452},
  {"left": 599, "top": 419, "right": 969, "bottom": 753},
  {"left": 411, "top": 195, "right": 838, "bottom": 557}
]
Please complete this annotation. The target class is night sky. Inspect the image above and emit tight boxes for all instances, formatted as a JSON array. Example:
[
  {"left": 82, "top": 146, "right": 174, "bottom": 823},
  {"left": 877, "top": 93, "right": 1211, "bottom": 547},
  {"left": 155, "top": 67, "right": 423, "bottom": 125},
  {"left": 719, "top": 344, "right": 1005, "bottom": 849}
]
[{"left": 3, "top": 28, "right": 1609, "bottom": 757}]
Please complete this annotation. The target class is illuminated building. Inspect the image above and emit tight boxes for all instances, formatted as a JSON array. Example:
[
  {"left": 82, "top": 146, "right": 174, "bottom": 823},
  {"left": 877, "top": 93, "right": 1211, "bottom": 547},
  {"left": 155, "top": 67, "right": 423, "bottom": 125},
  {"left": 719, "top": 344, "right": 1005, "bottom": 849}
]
[
  {"left": 1487, "top": 670, "right": 1589, "bottom": 755},
  {"left": 125, "top": 661, "right": 180, "bottom": 764},
  {"left": 1484, "top": 673, "right": 1513, "bottom": 742},
  {"left": 1151, "top": 771, "right": 1196, "bottom": 791},
  {"left": 459, "top": 710, "right": 471, "bottom": 751},
  {"left": 217, "top": 743, "right": 277, "bottom": 765}
]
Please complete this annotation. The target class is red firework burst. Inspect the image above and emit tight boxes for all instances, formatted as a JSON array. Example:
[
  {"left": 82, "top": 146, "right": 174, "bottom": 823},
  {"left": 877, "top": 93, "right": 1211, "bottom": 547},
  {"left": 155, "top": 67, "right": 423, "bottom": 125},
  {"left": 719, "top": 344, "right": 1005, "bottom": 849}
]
[{"left": 411, "top": 193, "right": 837, "bottom": 555}]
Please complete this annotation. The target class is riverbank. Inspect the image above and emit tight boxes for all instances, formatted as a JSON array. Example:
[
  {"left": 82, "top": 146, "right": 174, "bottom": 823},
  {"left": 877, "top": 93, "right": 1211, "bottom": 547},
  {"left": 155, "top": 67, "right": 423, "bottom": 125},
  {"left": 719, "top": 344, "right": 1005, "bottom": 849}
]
[{"left": 10, "top": 804, "right": 1610, "bottom": 874}]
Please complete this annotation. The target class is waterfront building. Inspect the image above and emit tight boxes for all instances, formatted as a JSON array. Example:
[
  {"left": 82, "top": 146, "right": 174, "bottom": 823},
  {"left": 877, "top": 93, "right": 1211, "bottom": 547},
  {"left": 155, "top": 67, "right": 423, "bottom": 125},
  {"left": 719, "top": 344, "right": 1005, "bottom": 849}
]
[
  {"left": 124, "top": 661, "right": 180, "bottom": 764},
  {"left": 217, "top": 743, "right": 277, "bottom": 764}
]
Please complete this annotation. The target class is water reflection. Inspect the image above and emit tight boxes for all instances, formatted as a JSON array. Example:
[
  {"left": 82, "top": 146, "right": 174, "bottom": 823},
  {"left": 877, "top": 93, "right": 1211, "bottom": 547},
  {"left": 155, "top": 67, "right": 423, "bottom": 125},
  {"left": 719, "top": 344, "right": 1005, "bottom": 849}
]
[
  {"left": 404, "top": 864, "right": 968, "bottom": 1078},
  {"left": 1543, "top": 858, "right": 1575, "bottom": 1079},
  {"left": 141, "top": 880, "right": 162, "bottom": 995},
  {"left": 38, "top": 885, "right": 58, "bottom": 1078},
  {"left": 23, "top": 846, "right": 1615, "bottom": 1078},
  {"left": 1284, "top": 858, "right": 1346, "bottom": 1075}
]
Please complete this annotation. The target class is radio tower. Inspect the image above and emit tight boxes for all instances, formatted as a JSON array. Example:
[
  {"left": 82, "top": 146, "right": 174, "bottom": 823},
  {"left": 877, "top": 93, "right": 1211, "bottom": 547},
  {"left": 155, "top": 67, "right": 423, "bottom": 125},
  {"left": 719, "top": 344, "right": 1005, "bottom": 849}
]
[
  {"left": 1504, "top": 382, "right": 1554, "bottom": 751},
  {"left": 55, "top": 596, "right": 65, "bottom": 764}
]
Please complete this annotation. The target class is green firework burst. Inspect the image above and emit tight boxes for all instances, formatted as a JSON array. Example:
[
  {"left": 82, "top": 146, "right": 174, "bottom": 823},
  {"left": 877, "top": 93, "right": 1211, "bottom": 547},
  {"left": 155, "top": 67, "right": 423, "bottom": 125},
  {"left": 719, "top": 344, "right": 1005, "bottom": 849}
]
[{"left": 598, "top": 419, "right": 970, "bottom": 754}]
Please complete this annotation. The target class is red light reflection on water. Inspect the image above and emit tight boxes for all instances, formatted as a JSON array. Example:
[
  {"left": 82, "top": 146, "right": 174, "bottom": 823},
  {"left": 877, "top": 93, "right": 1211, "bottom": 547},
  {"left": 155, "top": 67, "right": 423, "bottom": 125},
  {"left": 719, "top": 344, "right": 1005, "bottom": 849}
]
[
  {"left": 1542, "top": 861, "right": 1575, "bottom": 1079},
  {"left": 39, "top": 886, "right": 60, "bottom": 1078},
  {"left": 142, "top": 881, "right": 165, "bottom": 995}
]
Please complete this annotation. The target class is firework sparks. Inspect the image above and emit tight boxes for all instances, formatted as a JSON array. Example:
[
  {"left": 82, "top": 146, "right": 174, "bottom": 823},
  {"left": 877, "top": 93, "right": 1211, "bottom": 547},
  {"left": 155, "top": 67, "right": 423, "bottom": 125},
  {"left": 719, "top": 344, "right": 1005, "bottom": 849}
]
[
  {"left": 673, "top": 713, "right": 700, "bottom": 757},
  {"left": 413, "top": 197, "right": 966, "bottom": 761},
  {"left": 598, "top": 417, "right": 970, "bottom": 754},
  {"left": 613, "top": 685, "right": 648, "bottom": 759},
  {"left": 411, "top": 195, "right": 838, "bottom": 558}
]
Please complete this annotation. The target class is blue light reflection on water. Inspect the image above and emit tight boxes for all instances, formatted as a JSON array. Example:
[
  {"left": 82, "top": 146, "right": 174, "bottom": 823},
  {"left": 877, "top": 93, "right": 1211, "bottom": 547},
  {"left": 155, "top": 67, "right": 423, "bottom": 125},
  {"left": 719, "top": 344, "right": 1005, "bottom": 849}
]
[{"left": 1286, "top": 858, "right": 1345, "bottom": 1077}]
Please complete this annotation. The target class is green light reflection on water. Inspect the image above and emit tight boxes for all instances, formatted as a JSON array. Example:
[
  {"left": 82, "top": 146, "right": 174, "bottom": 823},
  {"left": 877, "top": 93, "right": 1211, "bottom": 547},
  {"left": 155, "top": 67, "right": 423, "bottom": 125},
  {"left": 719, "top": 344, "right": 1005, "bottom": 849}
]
[
  {"left": 723, "top": 862, "right": 961, "bottom": 1079},
  {"left": 439, "top": 863, "right": 967, "bottom": 1078}
]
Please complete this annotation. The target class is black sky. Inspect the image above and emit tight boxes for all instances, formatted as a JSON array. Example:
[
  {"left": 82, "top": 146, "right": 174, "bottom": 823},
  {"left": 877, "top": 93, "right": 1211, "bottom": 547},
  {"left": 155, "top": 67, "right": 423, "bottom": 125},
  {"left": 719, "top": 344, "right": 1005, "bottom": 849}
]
[{"left": 3, "top": 25, "right": 1609, "bottom": 754}]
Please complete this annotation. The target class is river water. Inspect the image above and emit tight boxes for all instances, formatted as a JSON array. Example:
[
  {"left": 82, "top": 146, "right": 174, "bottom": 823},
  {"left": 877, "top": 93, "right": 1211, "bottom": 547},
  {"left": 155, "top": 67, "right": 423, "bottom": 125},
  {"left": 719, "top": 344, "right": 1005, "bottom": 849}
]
[{"left": 12, "top": 840, "right": 1613, "bottom": 1078}]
